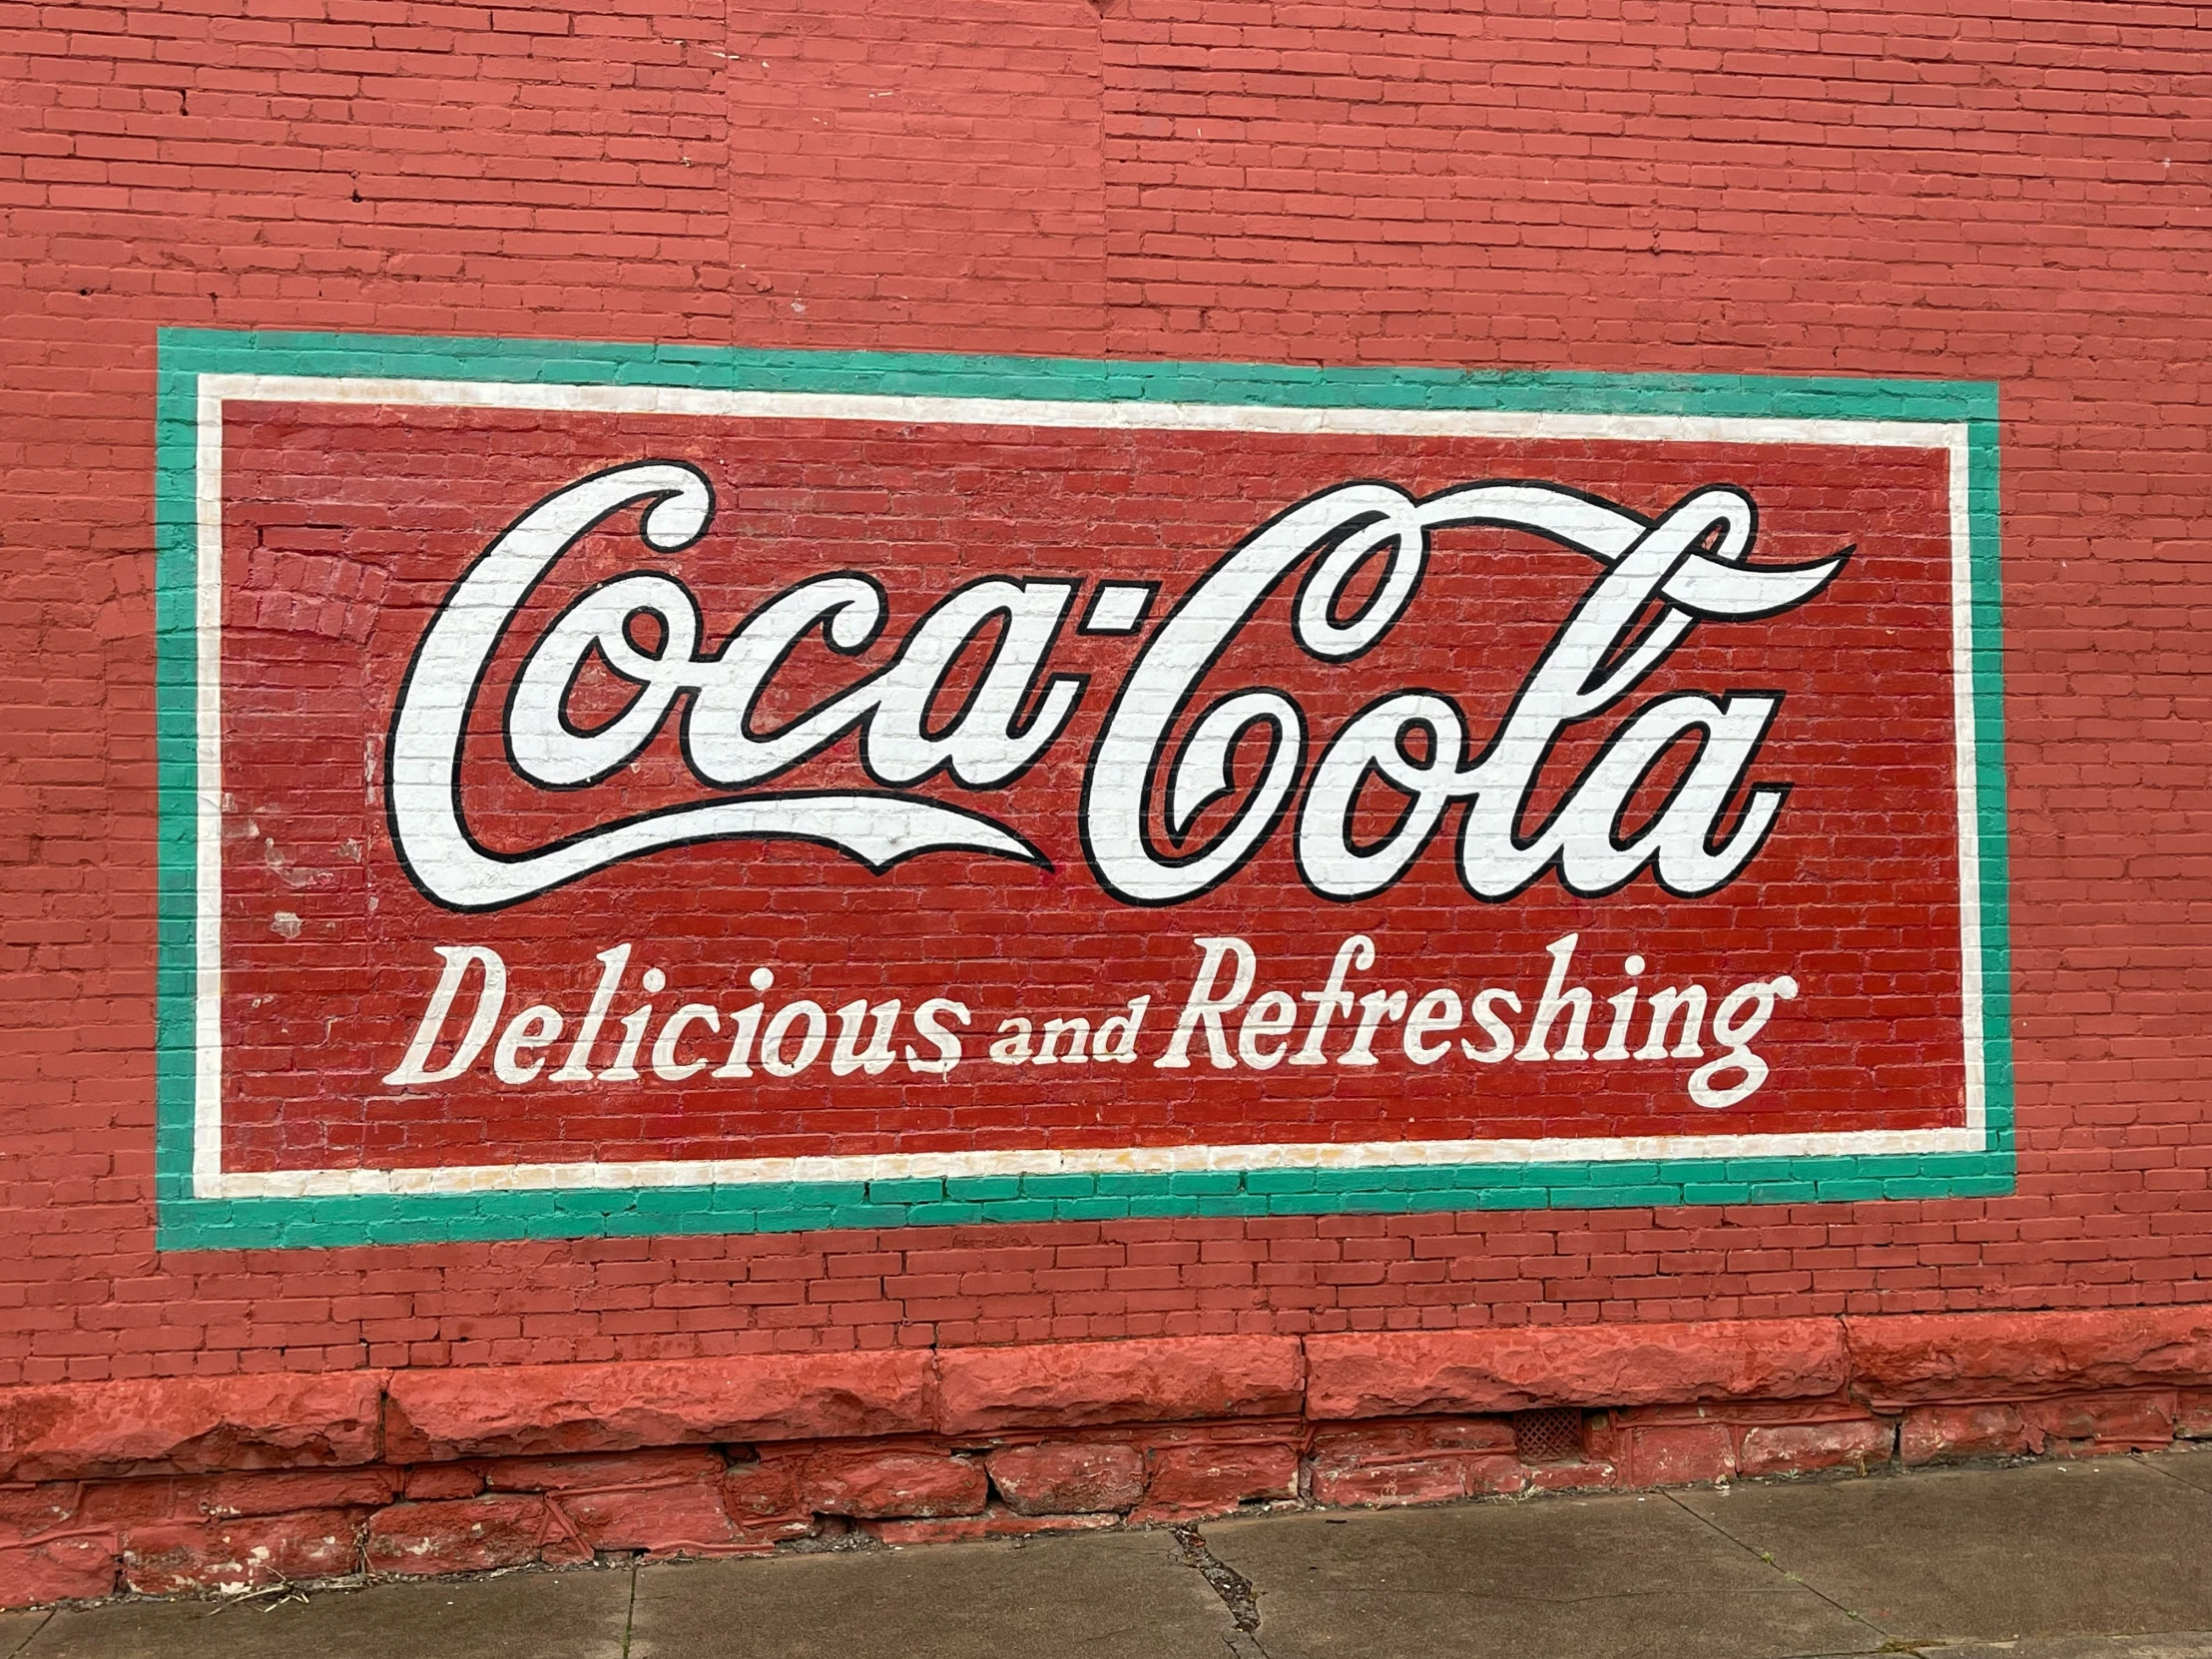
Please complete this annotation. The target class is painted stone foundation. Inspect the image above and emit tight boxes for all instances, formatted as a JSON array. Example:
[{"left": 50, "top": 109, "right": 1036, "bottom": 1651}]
[{"left": 5, "top": 1306, "right": 2209, "bottom": 1608}]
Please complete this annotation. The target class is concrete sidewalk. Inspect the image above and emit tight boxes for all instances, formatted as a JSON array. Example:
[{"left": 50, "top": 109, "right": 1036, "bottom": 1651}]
[{"left": 6, "top": 1444, "right": 2210, "bottom": 1659}]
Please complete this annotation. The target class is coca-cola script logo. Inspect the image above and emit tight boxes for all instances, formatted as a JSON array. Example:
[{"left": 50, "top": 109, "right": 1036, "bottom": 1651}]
[{"left": 388, "top": 462, "right": 1848, "bottom": 912}]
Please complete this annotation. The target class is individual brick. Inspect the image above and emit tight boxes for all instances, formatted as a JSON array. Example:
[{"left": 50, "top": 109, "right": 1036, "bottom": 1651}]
[
  {"left": 1131, "top": 1442, "right": 1301, "bottom": 1523},
  {"left": 0, "top": 1536, "right": 119, "bottom": 1607},
  {"left": 383, "top": 1353, "right": 933, "bottom": 1461},
  {"left": 1900, "top": 1404, "right": 2032, "bottom": 1467},
  {"left": 1627, "top": 1424, "right": 1736, "bottom": 1487},
  {"left": 984, "top": 1441, "right": 1147, "bottom": 1515},
  {"left": 121, "top": 1509, "right": 361, "bottom": 1596},
  {"left": 1737, "top": 1419, "right": 1895, "bottom": 1478},
  {"left": 801, "top": 1451, "right": 988, "bottom": 1520},
  {"left": 363, "top": 1496, "right": 549, "bottom": 1577}
]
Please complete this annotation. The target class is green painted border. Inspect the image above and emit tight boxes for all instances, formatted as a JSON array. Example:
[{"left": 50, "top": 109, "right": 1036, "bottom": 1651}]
[{"left": 153, "top": 328, "right": 2011, "bottom": 1251}]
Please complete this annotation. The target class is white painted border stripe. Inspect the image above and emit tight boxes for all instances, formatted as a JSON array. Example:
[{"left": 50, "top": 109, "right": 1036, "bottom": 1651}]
[
  {"left": 209, "top": 1126, "right": 1989, "bottom": 1200},
  {"left": 1948, "top": 440, "right": 1986, "bottom": 1136},
  {"left": 191, "top": 374, "right": 1986, "bottom": 1201},
  {"left": 200, "top": 372, "right": 1972, "bottom": 450},
  {"left": 193, "top": 380, "right": 225, "bottom": 1191}
]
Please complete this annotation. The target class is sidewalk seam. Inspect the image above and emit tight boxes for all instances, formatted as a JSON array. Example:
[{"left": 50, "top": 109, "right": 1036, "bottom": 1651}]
[
  {"left": 2138, "top": 1451, "right": 2212, "bottom": 1501},
  {"left": 1658, "top": 1488, "right": 1897, "bottom": 1646}
]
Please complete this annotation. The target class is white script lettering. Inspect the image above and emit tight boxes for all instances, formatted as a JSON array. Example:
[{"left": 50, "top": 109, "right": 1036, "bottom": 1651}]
[{"left": 386, "top": 463, "right": 1850, "bottom": 911}]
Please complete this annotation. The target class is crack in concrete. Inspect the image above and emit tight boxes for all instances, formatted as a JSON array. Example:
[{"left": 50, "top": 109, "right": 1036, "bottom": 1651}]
[
  {"left": 1171, "top": 1524, "right": 1270, "bottom": 1658},
  {"left": 1660, "top": 1489, "right": 1897, "bottom": 1649},
  {"left": 3, "top": 1613, "right": 52, "bottom": 1659},
  {"left": 2142, "top": 1449, "right": 2212, "bottom": 1500},
  {"left": 619, "top": 1558, "right": 639, "bottom": 1659}
]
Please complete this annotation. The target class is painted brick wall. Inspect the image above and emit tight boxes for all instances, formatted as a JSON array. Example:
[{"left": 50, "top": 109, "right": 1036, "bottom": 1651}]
[{"left": 3, "top": 0, "right": 2209, "bottom": 1392}]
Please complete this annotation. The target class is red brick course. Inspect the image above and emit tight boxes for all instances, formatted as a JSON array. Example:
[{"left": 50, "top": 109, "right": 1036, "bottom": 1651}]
[{"left": 4, "top": 0, "right": 2208, "bottom": 1389}]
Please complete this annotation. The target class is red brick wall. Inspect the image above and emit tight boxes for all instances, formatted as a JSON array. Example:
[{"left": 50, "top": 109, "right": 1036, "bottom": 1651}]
[{"left": 4, "top": 0, "right": 2210, "bottom": 1389}]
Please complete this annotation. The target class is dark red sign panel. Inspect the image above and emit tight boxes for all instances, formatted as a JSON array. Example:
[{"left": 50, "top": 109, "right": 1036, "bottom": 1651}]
[{"left": 157, "top": 338, "right": 2006, "bottom": 1236}]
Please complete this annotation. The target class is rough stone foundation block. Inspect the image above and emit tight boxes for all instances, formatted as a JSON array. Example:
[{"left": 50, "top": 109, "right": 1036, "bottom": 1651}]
[
  {"left": 2179, "top": 1390, "right": 2212, "bottom": 1437},
  {"left": 1526, "top": 1459, "right": 1619, "bottom": 1491},
  {"left": 1132, "top": 1441, "right": 1301, "bottom": 1523},
  {"left": 733, "top": 1515, "right": 821, "bottom": 1547},
  {"left": 721, "top": 1459, "right": 803, "bottom": 1522},
  {"left": 1737, "top": 1418, "right": 1895, "bottom": 1477},
  {"left": 2018, "top": 1391, "right": 2175, "bottom": 1452},
  {"left": 0, "top": 1373, "right": 387, "bottom": 1481},
  {"left": 802, "top": 1451, "right": 988, "bottom": 1519},
  {"left": 1306, "top": 1418, "right": 1525, "bottom": 1508},
  {"left": 1628, "top": 1423, "right": 1736, "bottom": 1486},
  {"left": 383, "top": 1351, "right": 933, "bottom": 1461},
  {"left": 1305, "top": 1320, "right": 1847, "bottom": 1419},
  {"left": 936, "top": 1337, "right": 1304, "bottom": 1433},
  {"left": 1614, "top": 1399, "right": 1869, "bottom": 1427},
  {"left": 553, "top": 1479, "right": 738, "bottom": 1553},
  {"left": 1900, "top": 1403, "right": 2032, "bottom": 1465},
  {"left": 0, "top": 1485, "right": 86, "bottom": 1544},
  {"left": 1464, "top": 1454, "right": 1535, "bottom": 1495},
  {"left": 121, "top": 1509, "right": 361, "bottom": 1596},
  {"left": 1847, "top": 1307, "right": 2212, "bottom": 1407},
  {"left": 363, "top": 1495, "right": 549, "bottom": 1576},
  {"left": 0, "top": 1535, "right": 119, "bottom": 1606},
  {"left": 984, "top": 1442, "right": 1147, "bottom": 1515},
  {"left": 1309, "top": 1453, "right": 1469, "bottom": 1508}
]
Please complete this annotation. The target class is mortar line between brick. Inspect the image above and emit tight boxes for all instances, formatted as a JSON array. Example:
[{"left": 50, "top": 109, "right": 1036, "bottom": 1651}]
[{"left": 1657, "top": 1489, "right": 1894, "bottom": 1644}]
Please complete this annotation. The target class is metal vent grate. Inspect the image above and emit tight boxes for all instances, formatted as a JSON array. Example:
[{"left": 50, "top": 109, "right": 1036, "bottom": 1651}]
[{"left": 1512, "top": 1406, "right": 1585, "bottom": 1464}]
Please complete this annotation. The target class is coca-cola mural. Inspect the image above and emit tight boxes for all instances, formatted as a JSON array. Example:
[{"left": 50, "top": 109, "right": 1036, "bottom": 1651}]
[{"left": 155, "top": 330, "right": 2010, "bottom": 1246}]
